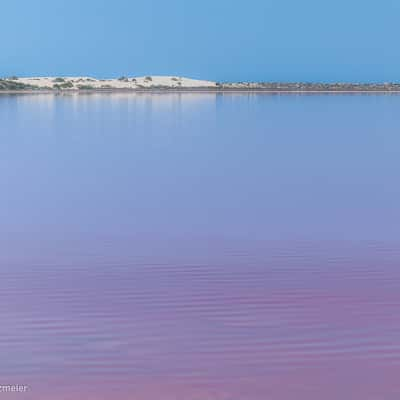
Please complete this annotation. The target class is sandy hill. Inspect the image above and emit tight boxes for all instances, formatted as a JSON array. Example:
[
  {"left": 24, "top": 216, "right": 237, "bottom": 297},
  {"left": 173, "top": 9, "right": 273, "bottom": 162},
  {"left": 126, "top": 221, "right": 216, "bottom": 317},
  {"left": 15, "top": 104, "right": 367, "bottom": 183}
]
[{"left": 4, "top": 76, "right": 217, "bottom": 90}]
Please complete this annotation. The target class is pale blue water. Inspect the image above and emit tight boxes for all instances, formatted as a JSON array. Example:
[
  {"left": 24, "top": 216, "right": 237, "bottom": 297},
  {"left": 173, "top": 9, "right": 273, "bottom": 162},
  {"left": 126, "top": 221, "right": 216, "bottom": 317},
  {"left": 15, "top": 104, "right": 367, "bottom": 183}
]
[{"left": 1, "top": 93, "right": 400, "bottom": 400}]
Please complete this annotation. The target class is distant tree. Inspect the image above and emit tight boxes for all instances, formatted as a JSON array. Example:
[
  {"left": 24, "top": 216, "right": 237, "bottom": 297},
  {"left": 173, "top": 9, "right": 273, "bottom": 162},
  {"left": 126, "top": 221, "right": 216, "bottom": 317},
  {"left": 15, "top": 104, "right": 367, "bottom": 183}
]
[
  {"left": 62, "top": 81, "right": 74, "bottom": 88},
  {"left": 77, "top": 84, "right": 95, "bottom": 90},
  {"left": 0, "top": 80, "right": 38, "bottom": 90}
]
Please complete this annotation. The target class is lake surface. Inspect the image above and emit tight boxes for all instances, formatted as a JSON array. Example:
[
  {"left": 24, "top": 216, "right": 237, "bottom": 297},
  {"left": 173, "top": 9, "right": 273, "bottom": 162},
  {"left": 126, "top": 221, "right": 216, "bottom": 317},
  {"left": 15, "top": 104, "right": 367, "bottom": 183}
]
[{"left": 1, "top": 93, "right": 400, "bottom": 399}]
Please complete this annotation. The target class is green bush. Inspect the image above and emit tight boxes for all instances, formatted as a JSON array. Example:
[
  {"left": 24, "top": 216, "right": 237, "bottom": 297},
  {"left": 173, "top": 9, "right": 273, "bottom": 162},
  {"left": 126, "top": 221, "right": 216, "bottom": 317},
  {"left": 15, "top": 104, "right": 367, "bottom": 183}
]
[
  {"left": 53, "top": 81, "right": 74, "bottom": 89},
  {"left": 77, "top": 84, "right": 95, "bottom": 90},
  {"left": 0, "top": 79, "right": 38, "bottom": 90},
  {"left": 53, "top": 77, "right": 66, "bottom": 83}
]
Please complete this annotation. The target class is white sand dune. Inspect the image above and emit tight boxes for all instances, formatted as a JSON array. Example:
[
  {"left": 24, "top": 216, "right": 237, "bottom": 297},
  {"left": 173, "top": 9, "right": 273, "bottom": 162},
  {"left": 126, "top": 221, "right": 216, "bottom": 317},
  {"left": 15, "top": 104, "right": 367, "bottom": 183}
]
[{"left": 9, "top": 76, "right": 217, "bottom": 90}]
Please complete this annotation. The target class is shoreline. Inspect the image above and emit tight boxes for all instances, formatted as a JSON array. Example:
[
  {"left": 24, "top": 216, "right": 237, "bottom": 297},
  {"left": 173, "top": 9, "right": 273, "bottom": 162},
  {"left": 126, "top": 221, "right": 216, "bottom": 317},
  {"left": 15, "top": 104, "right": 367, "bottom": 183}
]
[
  {"left": 2, "top": 88, "right": 400, "bottom": 95},
  {"left": 2, "top": 76, "right": 400, "bottom": 94}
]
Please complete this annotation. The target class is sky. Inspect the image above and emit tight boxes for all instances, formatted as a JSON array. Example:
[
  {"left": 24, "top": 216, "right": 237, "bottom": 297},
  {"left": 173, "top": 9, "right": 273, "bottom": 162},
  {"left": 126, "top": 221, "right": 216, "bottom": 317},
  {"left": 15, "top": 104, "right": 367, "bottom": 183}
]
[{"left": 1, "top": 0, "right": 399, "bottom": 82}]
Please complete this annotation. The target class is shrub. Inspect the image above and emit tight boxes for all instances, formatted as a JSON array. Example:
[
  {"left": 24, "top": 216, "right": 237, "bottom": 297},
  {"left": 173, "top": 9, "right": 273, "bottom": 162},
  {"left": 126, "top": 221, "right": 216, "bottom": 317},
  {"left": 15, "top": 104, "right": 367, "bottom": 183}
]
[
  {"left": 118, "top": 76, "right": 129, "bottom": 82},
  {"left": 145, "top": 76, "right": 153, "bottom": 81},
  {"left": 53, "top": 81, "right": 74, "bottom": 89},
  {"left": 151, "top": 85, "right": 169, "bottom": 89},
  {"left": 77, "top": 84, "right": 95, "bottom": 90},
  {"left": 53, "top": 77, "right": 66, "bottom": 83},
  {"left": 0, "top": 79, "right": 38, "bottom": 90}
]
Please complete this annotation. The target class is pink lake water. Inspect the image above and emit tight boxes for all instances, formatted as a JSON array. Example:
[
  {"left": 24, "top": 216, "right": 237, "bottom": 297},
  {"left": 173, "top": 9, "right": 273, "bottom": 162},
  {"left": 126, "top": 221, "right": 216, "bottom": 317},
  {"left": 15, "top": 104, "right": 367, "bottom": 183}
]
[{"left": 1, "top": 93, "right": 400, "bottom": 399}]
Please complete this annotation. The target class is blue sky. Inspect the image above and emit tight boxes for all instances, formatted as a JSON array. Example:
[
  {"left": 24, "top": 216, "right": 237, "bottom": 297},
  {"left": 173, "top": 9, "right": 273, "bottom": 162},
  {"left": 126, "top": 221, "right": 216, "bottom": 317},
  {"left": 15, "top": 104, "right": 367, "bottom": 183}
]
[{"left": 1, "top": 0, "right": 398, "bottom": 82}]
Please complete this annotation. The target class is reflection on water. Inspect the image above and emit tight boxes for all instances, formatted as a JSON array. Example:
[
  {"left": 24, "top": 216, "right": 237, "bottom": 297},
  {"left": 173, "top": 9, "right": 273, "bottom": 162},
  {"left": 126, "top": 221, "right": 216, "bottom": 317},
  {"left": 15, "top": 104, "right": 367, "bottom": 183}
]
[{"left": 1, "top": 93, "right": 400, "bottom": 399}]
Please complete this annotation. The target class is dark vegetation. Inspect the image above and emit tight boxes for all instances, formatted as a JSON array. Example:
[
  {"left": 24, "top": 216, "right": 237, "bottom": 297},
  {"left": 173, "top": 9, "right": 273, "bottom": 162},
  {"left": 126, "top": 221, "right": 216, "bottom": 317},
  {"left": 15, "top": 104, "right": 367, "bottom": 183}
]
[
  {"left": 53, "top": 81, "right": 74, "bottom": 89},
  {"left": 77, "top": 84, "right": 95, "bottom": 90},
  {"left": 221, "top": 82, "right": 400, "bottom": 91},
  {"left": 0, "top": 79, "right": 39, "bottom": 90}
]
